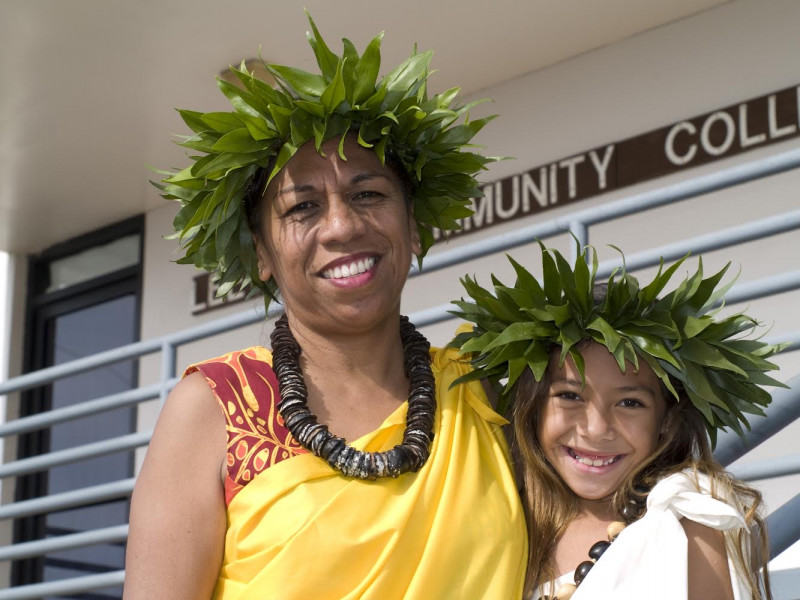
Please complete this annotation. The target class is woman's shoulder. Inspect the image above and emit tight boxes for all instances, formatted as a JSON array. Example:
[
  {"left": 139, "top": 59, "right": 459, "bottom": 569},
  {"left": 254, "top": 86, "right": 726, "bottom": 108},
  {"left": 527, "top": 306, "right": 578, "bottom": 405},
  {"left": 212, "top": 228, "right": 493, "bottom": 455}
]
[
  {"left": 184, "top": 346, "right": 272, "bottom": 377},
  {"left": 429, "top": 343, "right": 508, "bottom": 425}
]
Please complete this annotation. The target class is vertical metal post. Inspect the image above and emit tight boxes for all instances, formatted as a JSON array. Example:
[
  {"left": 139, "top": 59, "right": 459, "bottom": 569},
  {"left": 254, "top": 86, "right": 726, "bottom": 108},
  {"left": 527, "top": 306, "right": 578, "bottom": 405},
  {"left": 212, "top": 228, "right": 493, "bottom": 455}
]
[
  {"left": 160, "top": 341, "right": 177, "bottom": 405},
  {"left": 568, "top": 220, "right": 588, "bottom": 263}
]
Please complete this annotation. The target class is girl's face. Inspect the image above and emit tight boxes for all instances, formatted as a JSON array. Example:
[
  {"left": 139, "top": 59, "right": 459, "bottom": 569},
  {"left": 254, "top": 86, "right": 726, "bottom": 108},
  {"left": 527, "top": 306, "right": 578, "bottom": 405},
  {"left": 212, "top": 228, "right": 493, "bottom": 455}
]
[
  {"left": 254, "top": 134, "right": 420, "bottom": 337},
  {"left": 536, "top": 342, "right": 668, "bottom": 509}
]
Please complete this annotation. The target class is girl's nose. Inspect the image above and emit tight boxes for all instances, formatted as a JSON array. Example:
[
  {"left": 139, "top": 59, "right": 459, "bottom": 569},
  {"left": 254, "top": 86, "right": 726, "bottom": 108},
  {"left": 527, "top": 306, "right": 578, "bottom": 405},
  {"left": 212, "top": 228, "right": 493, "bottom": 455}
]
[{"left": 579, "top": 404, "right": 616, "bottom": 441}]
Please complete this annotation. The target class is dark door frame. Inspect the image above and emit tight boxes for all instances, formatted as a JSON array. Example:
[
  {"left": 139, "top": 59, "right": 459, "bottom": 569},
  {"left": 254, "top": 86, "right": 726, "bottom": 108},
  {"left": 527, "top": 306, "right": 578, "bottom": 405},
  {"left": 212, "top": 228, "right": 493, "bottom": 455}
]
[{"left": 12, "top": 216, "right": 143, "bottom": 589}]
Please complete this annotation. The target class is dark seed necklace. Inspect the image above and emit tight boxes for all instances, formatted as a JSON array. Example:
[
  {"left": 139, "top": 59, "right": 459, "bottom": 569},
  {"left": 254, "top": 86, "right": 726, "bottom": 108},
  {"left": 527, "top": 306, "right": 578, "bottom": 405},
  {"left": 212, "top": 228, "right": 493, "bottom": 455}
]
[
  {"left": 270, "top": 314, "right": 436, "bottom": 480},
  {"left": 542, "top": 488, "right": 649, "bottom": 600}
]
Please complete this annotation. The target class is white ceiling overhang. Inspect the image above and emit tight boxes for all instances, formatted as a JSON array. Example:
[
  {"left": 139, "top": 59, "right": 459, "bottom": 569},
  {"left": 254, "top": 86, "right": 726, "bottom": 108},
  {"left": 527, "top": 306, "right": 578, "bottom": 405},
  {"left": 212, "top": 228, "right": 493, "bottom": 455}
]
[{"left": 0, "top": 0, "right": 727, "bottom": 253}]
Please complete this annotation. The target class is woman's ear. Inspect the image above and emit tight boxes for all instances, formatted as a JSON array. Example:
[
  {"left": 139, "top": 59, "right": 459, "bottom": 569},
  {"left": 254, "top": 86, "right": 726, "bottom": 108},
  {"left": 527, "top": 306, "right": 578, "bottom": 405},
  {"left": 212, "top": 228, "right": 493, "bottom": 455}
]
[{"left": 253, "top": 234, "right": 273, "bottom": 282}]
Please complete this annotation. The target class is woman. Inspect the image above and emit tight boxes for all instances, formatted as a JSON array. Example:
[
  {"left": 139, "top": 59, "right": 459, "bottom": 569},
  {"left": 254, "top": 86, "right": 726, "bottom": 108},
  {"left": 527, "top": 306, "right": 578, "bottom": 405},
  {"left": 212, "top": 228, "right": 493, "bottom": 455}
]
[
  {"left": 124, "top": 15, "right": 527, "bottom": 600},
  {"left": 451, "top": 245, "right": 778, "bottom": 599}
]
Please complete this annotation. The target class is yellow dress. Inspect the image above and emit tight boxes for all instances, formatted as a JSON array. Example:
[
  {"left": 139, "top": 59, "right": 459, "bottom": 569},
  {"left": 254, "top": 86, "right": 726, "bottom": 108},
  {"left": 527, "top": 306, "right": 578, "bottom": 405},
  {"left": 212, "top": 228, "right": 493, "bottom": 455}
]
[{"left": 188, "top": 345, "right": 527, "bottom": 600}]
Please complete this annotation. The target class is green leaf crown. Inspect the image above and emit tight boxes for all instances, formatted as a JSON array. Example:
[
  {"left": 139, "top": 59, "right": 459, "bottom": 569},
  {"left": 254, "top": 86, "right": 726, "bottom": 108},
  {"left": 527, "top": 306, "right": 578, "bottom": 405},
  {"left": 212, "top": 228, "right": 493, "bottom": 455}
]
[
  {"left": 156, "top": 11, "right": 498, "bottom": 301},
  {"left": 449, "top": 242, "right": 786, "bottom": 441}
]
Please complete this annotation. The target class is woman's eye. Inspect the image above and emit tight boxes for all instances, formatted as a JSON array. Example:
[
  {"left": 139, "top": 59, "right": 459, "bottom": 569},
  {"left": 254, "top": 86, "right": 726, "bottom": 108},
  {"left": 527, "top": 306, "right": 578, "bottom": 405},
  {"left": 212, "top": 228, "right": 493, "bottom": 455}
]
[
  {"left": 555, "top": 391, "right": 581, "bottom": 402},
  {"left": 282, "top": 201, "right": 316, "bottom": 218},
  {"left": 353, "top": 190, "right": 384, "bottom": 201}
]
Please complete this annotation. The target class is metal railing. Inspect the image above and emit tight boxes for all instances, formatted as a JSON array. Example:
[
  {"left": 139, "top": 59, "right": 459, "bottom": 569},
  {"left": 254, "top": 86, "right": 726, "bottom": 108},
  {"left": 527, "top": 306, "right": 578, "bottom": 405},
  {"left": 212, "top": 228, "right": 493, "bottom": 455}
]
[{"left": 1, "top": 145, "right": 800, "bottom": 597}]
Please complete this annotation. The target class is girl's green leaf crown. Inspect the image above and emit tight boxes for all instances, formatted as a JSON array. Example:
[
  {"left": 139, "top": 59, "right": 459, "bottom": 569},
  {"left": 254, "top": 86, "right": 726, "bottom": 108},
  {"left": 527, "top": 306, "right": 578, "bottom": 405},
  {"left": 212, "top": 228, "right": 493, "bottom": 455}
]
[
  {"left": 156, "top": 11, "right": 499, "bottom": 302},
  {"left": 449, "top": 242, "right": 786, "bottom": 442}
]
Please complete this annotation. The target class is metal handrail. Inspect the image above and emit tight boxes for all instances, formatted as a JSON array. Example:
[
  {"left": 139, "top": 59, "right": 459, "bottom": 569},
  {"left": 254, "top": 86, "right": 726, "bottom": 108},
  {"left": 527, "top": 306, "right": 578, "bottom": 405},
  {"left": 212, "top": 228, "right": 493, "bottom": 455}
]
[
  {"left": 0, "top": 479, "right": 136, "bottom": 521},
  {"left": 0, "top": 383, "right": 166, "bottom": 436},
  {"left": 729, "top": 454, "right": 800, "bottom": 482},
  {"left": 0, "top": 525, "right": 128, "bottom": 562},
  {"left": 0, "top": 571, "right": 125, "bottom": 600},
  {"left": 595, "top": 212, "right": 800, "bottom": 277},
  {"left": 0, "top": 432, "right": 152, "bottom": 478}
]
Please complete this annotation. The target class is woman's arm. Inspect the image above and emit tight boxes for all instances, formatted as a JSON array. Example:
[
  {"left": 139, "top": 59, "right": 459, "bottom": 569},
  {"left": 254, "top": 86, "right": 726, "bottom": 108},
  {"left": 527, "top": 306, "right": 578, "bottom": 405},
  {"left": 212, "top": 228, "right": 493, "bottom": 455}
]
[
  {"left": 124, "top": 372, "right": 228, "bottom": 599},
  {"left": 683, "top": 519, "right": 735, "bottom": 600}
]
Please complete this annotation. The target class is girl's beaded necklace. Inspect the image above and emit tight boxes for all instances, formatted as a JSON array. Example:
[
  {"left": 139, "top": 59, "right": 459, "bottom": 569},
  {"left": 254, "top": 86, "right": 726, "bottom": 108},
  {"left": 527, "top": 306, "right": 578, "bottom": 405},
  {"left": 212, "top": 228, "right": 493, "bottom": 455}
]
[{"left": 542, "top": 490, "right": 648, "bottom": 600}]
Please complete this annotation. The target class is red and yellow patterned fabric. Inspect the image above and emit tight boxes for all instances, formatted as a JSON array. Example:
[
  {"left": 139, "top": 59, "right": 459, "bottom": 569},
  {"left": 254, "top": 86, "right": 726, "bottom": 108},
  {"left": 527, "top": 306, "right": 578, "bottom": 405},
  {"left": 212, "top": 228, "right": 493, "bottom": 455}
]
[{"left": 185, "top": 347, "right": 306, "bottom": 505}]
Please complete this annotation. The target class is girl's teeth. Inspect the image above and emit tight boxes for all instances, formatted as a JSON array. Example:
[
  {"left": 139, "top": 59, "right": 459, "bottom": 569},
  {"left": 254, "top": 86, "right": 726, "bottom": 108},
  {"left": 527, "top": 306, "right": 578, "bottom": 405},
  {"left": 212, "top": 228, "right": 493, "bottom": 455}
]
[
  {"left": 324, "top": 257, "right": 376, "bottom": 280},
  {"left": 570, "top": 449, "right": 619, "bottom": 467}
]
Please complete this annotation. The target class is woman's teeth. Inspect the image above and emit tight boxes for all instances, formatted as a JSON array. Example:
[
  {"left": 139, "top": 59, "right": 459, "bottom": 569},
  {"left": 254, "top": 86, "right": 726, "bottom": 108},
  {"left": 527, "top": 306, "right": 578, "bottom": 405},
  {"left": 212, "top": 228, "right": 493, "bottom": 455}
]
[
  {"left": 568, "top": 448, "right": 620, "bottom": 467},
  {"left": 323, "top": 257, "right": 376, "bottom": 280}
]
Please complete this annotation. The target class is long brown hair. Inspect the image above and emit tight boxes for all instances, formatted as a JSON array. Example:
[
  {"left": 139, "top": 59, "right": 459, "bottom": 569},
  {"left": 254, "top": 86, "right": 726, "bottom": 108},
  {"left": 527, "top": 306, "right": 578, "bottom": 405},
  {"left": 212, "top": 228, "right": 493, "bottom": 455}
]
[{"left": 512, "top": 355, "right": 772, "bottom": 599}]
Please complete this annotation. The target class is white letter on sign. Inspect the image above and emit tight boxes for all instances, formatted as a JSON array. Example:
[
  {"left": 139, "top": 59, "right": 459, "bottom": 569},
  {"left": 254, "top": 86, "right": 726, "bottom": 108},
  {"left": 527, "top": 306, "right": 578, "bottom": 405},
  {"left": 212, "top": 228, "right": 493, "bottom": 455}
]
[{"left": 665, "top": 122, "right": 697, "bottom": 166}]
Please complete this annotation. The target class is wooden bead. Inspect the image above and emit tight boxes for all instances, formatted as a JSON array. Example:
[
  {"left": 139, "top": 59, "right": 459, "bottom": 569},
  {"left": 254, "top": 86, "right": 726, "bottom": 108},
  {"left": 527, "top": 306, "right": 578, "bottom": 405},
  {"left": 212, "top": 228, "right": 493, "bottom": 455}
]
[
  {"left": 607, "top": 520, "right": 626, "bottom": 541},
  {"left": 574, "top": 560, "right": 595, "bottom": 584},
  {"left": 588, "top": 540, "right": 611, "bottom": 560},
  {"left": 621, "top": 502, "right": 641, "bottom": 521},
  {"left": 555, "top": 582, "right": 577, "bottom": 599}
]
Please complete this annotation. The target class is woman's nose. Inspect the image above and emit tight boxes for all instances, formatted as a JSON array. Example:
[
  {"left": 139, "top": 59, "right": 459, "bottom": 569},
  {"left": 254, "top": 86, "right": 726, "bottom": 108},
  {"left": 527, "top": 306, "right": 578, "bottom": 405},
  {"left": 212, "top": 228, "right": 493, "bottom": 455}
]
[{"left": 318, "top": 196, "right": 366, "bottom": 244}]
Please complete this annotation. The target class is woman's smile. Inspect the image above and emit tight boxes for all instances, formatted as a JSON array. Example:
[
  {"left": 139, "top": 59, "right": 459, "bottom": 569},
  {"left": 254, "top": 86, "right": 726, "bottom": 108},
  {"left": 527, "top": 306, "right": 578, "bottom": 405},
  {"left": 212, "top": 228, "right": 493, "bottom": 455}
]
[{"left": 320, "top": 254, "right": 379, "bottom": 282}]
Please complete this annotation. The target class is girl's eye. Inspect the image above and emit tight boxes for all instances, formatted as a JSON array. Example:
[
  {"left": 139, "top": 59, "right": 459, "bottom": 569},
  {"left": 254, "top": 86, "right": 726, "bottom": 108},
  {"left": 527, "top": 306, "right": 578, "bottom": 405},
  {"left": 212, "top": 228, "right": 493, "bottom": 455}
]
[
  {"left": 618, "top": 398, "right": 645, "bottom": 408},
  {"left": 555, "top": 391, "right": 581, "bottom": 402}
]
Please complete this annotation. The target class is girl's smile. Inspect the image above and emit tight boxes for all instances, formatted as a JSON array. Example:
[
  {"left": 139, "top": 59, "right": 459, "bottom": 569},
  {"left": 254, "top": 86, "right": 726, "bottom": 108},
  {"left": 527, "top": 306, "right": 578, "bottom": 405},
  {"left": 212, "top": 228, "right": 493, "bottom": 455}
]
[{"left": 564, "top": 446, "right": 623, "bottom": 468}]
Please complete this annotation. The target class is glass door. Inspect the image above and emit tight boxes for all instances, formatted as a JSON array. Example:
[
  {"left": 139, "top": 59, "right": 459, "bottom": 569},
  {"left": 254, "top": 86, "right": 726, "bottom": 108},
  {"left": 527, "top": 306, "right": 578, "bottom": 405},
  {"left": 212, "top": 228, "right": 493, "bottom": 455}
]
[{"left": 13, "top": 217, "right": 141, "bottom": 599}]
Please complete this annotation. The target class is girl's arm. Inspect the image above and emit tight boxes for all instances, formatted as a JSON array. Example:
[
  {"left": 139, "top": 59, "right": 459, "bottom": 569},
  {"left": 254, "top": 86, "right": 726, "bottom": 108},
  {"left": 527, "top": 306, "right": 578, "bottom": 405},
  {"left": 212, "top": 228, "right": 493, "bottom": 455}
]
[
  {"left": 123, "top": 372, "right": 228, "bottom": 599},
  {"left": 683, "top": 519, "right": 735, "bottom": 600}
]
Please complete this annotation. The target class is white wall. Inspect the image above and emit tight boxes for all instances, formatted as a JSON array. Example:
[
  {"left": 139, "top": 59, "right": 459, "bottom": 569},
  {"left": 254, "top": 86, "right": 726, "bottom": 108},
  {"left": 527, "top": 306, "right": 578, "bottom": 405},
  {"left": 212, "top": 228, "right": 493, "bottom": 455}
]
[{"left": 138, "top": 0, "right": 800, "bottom": 578}]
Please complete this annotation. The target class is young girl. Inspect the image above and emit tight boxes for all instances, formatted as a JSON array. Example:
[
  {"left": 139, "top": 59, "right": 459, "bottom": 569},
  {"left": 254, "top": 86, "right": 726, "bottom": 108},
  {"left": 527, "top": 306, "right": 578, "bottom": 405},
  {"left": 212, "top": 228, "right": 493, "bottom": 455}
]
[{"left": 451, "top": 244, "right": 782, "bottom": 600}]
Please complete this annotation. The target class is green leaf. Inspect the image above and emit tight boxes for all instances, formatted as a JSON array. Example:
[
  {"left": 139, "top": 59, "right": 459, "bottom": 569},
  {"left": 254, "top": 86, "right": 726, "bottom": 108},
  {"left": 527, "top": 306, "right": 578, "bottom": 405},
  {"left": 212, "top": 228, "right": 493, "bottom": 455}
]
[
  {"left": 211, "top": 128, "right": 266, "bottom": 153},
  {"left": 639, "top": 255, "right": 687, "bottom": 307},
  {"left": 305, "top": 10, "right": 339, "bottom": 82},
  {"left": 506, "top": 357, "right": 528, "bottom": 391},
  {"left": 195, "top": 153, "right": 262, "bottom": 179},
  {"left": 201, "top": 112, "right": 244, "bottom": 133},
  {"left": 586, "top": 316, "right": 621, "bottom": 352},
  {"left": 320, "top": 57, "right": 347, "bottom": 112},
  {"left": 268, "top": 65, "right": 326, "bottom": 100},
  {"left": 483, "top": 322, "right": 555, "bottom": 351},
  {"left": 294, "top": 100, "right": 326, "bottom": 118},
  {"left": 688, "top": 262, "right": 732, "bottom": 312},
  {"left": 683, "top": 361, "right": 730, "bottom": 409},
  {"left": 177, "top": 109, "right": 210, "bottom": 134},
  {"left": 679, "top": 338, "right": 747, "bottom": 376},
  {"left": 540, "top": 243, "right": 563, "bottom": 304},
  {"left": 625, "top": 332, "right": 680, "bottom": 369},
  {"left": 352, "top": 32, "right": 383, "bottom": 105},
  {"left": 524, "top": 342, "right": 551, "bottom": 381}
]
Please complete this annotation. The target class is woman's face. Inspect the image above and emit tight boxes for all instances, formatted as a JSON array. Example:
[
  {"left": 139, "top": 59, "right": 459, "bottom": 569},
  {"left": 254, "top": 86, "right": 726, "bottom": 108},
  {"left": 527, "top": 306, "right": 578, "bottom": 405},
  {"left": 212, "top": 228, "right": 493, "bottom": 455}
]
[
  {"left": 255, "top": 135, "right": 420, "bottom": 336},
  {"left": 536, "top": 342, "right": 668, "bottom": 508}
]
